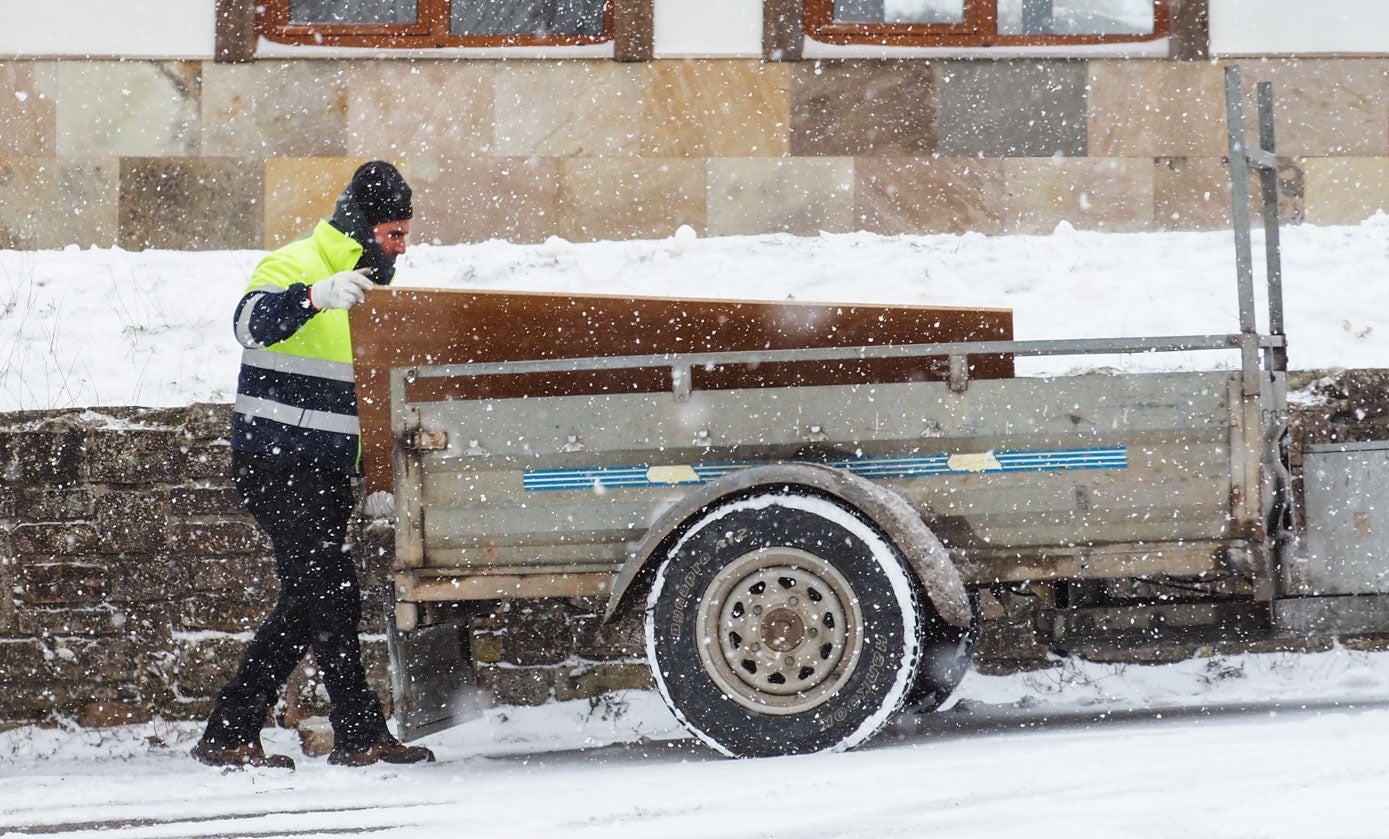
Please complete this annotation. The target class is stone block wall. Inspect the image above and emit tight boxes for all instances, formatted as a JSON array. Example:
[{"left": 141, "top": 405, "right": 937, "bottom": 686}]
[
  {"left": 470, "top": 598, "right": 651, "bottom": 707},
  {"left": 0, "top": 405, "right": 256, "bottom": 726},
  {"left": 0, "top": 405, "right": 312, "bottom": 727},
  {"left": 2, "top": 56, "right": 1389, "bottom": 251},
  {"left": 0, "top": 404, "right": 646, "bottom": 729}
]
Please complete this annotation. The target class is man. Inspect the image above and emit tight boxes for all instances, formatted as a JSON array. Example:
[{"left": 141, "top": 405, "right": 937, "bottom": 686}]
[{"left": 192, "top": 161, "right": 434, "bottom": 769}]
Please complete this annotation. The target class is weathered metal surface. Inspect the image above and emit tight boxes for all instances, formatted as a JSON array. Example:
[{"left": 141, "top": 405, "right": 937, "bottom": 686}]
[
  {"left": 385, "top": 618, "right": 482, "bottom": 742},
  {"left": 955, "top": 542, "right": 1231, "bottom": 584},
  {"left": 391, "top": 367, "right": 1268, "bottom": 601},
  {"left": 396, "top": 571, "right": 614, "bottom": 601},
  {"left": 350, "top": 287, "right": 1014, "bottom": 491},
  {"left": 1274, "top": 594, "right": 1389, "bottom": 637},
  {"left": 1042, "top": 600, "right": 1269, "bottom": 645},
  {"left": 1291, "top": 441, "right": 1389, "bottom": 595}
]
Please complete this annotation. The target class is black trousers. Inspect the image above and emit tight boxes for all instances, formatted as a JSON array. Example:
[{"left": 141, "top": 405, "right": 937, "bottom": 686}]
[{"left": 202, "top": 450, "right": 388, "bottom": 751}]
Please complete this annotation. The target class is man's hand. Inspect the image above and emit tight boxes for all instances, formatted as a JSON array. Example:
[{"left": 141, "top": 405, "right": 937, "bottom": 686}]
[
  {"left": 309, "top": 269, "right": 374, "bottom": 311},
  {"left": 364, "top": 490, "right": 395, "bottom": 519}
]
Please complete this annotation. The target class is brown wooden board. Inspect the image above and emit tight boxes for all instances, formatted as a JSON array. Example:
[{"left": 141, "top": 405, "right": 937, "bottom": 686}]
[{"left": 350, "top": 288, "right": 1013, "bottom": 491}]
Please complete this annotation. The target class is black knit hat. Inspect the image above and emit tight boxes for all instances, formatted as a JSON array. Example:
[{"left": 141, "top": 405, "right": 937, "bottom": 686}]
[
  {"left": 330, "top": 161, "right": 412, "bottom": 285},
  {"left": 349, "top": 160, "right": 412, "bottom": 227}
]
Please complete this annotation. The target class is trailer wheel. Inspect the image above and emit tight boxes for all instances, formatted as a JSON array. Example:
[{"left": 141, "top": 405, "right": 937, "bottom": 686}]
[{"left": 645, "top": 489, "right": 921, "bottom": 758}]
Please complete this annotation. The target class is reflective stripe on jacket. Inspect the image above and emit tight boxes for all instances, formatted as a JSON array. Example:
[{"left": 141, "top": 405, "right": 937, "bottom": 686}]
[{"left": 230, "top": 220, "right": 365, "bottom": 474}]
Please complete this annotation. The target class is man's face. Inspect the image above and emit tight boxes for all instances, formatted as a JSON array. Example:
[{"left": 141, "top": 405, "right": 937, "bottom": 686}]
[{"left": 373, "top": 220, "right": 410, "bottom": 263}]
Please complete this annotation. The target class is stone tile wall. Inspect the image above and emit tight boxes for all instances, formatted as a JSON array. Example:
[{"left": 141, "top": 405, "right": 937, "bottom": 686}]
[{"left": 1, "top": 56, "right": 1388, "bottom": 251}]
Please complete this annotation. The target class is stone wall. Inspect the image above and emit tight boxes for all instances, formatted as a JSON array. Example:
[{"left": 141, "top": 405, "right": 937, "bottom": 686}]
[
  {"left": 0, "top": 404, "right": 265, "bottom": 727},
  {"left": 0, "top": 404, "right": 646, "bottom": 730},
  {"left": 2, "top": 56, "right": 1389, "bottom": 251}
]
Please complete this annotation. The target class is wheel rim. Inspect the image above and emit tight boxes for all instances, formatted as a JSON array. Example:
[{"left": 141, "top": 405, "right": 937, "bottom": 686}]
[{"left": 695, "top": 547, "right": 864, "bottom": 715}]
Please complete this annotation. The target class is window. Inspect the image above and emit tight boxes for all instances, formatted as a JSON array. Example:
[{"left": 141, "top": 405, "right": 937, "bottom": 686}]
[
  {"left": 260, "top": 0, "right": 612, "bottom": 48},
  {"left": 806, "top": 0, "right": 1168, "bottom": 46}
]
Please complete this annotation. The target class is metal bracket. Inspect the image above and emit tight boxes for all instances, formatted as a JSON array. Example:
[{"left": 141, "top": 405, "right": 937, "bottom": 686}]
[
  {"left": 671, "top": 365, "right": 691, "bottom": 402},
  {"left": 948, "top": 354, "right": 969, "bottom": 393},
  {"left": 1239, "top": 334, "right": 1261, "bottom": 397}
]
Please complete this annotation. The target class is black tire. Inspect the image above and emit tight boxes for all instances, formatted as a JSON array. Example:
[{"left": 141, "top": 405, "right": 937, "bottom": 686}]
[{"left": 645, "top": 488, "right": 922, "bottom": 758}]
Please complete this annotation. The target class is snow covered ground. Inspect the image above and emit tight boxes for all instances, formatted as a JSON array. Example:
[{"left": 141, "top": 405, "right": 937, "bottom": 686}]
[
  {"left": 5, "top": 648, "right": 1389, "bottom": 837},
  {"left": 3, "top": 216, "right": 1389, "bottom": 412},
  {"left": 3, "top": 218, "right": 1389, "bottom": 836}
]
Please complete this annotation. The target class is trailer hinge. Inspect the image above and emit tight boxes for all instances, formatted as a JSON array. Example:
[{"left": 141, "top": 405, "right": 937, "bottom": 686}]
[{"left": 405, "top": 429, "right": 449, "bottom": 451}]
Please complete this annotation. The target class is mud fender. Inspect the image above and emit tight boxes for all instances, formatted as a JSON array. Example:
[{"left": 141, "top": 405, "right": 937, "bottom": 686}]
[{"left": 603, "top": 462, "right": 971, "bottom": 629}]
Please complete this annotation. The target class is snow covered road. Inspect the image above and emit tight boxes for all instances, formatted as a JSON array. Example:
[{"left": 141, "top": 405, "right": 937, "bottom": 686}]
[{"left": 6, "top": 649, "right": 1389, "bottom": 838}]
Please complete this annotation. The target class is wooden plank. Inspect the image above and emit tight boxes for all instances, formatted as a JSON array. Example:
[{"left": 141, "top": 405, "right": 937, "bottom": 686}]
[{"left": 351, "top": 287, "right": 1013, "bottom": 490}]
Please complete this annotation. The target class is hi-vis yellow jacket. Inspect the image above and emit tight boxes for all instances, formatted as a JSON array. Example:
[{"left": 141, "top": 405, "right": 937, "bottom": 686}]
[{"left": 230, "top": 220, "right": 367, "bottom": 474}]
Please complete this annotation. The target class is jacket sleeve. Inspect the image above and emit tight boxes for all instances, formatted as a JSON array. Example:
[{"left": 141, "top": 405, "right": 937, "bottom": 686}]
[{"left": 231, "top": 251, "right": 319, "bottom": 349}]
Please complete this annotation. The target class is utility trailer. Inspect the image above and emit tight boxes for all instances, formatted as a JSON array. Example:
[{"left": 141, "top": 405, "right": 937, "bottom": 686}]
[{"left": 350, "top": 68, "right": 1389, "bottom": 757}]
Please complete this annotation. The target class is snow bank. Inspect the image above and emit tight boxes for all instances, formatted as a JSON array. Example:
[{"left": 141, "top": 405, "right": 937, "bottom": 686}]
[{"left": 4, "top": 219, "right": 1389, "bottom": 412}]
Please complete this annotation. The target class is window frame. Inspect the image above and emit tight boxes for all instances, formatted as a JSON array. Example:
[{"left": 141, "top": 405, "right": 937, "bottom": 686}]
[
  {"left": 258, "top": 0, "right": 615, "bottom": 48},
  {"left": 803, "top": 0, "right": 1170, "bottom": 47}
]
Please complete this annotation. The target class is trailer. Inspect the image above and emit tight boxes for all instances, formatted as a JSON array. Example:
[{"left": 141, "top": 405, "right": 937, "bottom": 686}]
[{"left": 349, "top": 67, "right": 1389, "bottom": 757}]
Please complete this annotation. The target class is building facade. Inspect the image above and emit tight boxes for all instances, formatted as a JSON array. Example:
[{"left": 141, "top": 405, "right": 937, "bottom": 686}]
[{"left": 0, "top": 0, "right": 1387, "bottom": 250}]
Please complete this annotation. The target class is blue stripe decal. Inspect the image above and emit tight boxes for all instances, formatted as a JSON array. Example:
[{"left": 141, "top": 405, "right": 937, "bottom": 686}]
[{"left": 521, "top": 446, "right": 1128, "bottom": 492}]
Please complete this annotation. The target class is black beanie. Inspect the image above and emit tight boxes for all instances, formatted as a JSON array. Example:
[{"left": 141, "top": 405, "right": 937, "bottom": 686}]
[
  {"left": 330, "top": 161, "right": 412, "bottom": 285},
  {"left": 350, "top": 160, "right": 412, "bottom": 227}
]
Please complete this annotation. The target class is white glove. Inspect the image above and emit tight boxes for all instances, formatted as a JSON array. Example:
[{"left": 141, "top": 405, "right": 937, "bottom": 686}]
[
  {"left": 364, "top": 490, "right": 395, "bottom": 519},
  {"left": 309, "top": 269, "right": 373, "bottom": 311}
]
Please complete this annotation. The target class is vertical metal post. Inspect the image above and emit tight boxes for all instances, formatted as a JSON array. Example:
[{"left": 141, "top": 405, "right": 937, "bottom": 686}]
[
  {"left": 390, "top": 368, "right": 426, "bottom": 569},
  {"left": 1224, "top": 65, "right": 1257, "bottom": 338},
  {"left": 1225, "top": 65, "right": 1262, "bottom": 397},
  {"left": 1257, "top": 81, "right": 1288, "bottom": 372}
]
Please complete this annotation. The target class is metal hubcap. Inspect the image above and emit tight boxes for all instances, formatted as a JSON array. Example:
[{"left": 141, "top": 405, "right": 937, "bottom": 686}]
[
  {"left": 696, "top": 547, "right": 863, "bottom": 715},
  {"left": 762, "top": 607, "right": 805, "bottom": 652}
]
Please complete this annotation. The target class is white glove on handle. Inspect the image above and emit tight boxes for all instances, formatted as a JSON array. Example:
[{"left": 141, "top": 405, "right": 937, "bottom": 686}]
[
  {"left": 364, "top": 490, "right": 395, "bottom": 519},
  {"left": 310, "top": 269, "right": 374, "bottom": 311}
]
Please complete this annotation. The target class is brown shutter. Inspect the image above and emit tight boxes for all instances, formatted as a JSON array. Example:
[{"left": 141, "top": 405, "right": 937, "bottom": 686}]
[
  {"left": 214, "top": 0, "right": 258, "bottom": 63},
  {"left": 764, "top": 0, "right": 804, "bottom": 61},
  {"left": 1170, "top": 0, "right": 1209, "bottom": 61},
  {"left": 613, "top": 0, "right": 654, "bottom": 61}
]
